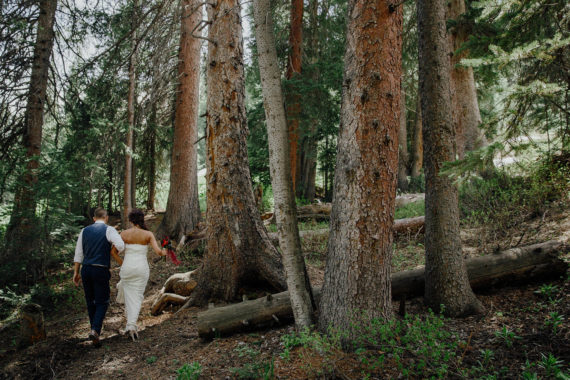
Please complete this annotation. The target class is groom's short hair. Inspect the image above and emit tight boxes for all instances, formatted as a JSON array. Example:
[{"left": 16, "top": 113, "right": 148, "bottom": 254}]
[{"left": 94, "top": 208, "right": 108, "bottom": 219}]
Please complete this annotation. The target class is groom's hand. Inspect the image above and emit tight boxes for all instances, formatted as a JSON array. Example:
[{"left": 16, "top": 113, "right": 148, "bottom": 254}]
[
  {"left": 73, "top": 262, "right": 81, "bottom": 286},
  {"left": 73, "top": 272, "right": 81, "bottom": 286}
]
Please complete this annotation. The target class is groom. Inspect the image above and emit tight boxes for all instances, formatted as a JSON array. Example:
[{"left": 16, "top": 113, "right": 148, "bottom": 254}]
[{"left": 73, "top": 208, "right": 124, "bottom": 346}]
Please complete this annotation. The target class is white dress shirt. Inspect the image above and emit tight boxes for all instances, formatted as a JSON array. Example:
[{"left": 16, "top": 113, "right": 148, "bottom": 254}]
[{"left": 74, "top": 220, "right": 125, "bottom": 264}]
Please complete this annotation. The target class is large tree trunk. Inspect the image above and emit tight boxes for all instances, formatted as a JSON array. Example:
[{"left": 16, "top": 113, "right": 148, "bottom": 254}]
[
  {"left": 197, "top": 241, "right": 567, "bottom": 339},
  {"left": 397, "top": 85, "right": 409, "bottom": 191},
  {"left": 410, "top": 94, "right": 423, "bottom": 178},
  {"left": 318, "top": 0, "right": 402, "bottom": 338},
  {"left": 253, "top": 0, "right": 315, "bottom": 329},
  {"left": 122, "top": 0, "right": 138, "bottom": 228},
  {"left": 417, "top": 0, "right": 483, "bottom": 316},
  {"left": 5, "top": 0, "right": 57, "bottom": 264},
  {"left": 156, "top": 0, "right": 201, "bottom": 241},
  {"left": 286, "top": 0, "right": 303, "bottom": 193},
  {"left": 447, "top": 0, "right": 486, "bottom": 157},
  {"left": 187, "top": 0, "right": 287, "bottom": 306}
]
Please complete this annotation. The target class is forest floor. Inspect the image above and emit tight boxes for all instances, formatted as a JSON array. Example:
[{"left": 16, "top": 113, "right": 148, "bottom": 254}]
[{"left": 1, "top": 201, "right": 569, "bottom": 379}]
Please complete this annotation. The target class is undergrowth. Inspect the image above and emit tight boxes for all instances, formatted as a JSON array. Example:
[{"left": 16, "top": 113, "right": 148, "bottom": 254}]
[{"left": 279, "top": 308, "right": 570, "bottom": 379}]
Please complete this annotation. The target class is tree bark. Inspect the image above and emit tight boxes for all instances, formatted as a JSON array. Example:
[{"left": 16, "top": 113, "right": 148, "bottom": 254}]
[
  {"left": 131, "top": 129, "right": 136, "bottom": 208},
  {"left": 447, "top": 0, "right": 486, "bottom": 157},
  {"left": 187, "top": 0, "right": 287, "bottom": 306},
  {"left": 156, "top": 0, "right": 202, "bottom": 241},
  {"left": 410, "top": 93, "right": 423, "bottom": 178},
  {"left": 286, "top": 0, "right": 303, "bottom": 193},
  {"left": 146, "top": 105, "right": 157, "bottom": 210},
  {"left": 296, "top": 0, "right": 319, "bottom": 202},
  {"left": 19, "top": 304, "right": 46, "bottom": 347},
  {"left": 253, "top": 0, "right": 315, "bottom": 329},
  {"left": 197, "top": 240, "right": 567, "bottom": 339},
  {"left": 318, "top": 0, "right": 402, "bottom": 338},
  {"left": 107, "top": 162, "right": 113, "bottom": 212},
  {"left": 5, "top": 0, "right": 57, "bottom": 262},
  {"left": 417, "top": 0, "right": 483, "bottom": 316},
  {"left": 397, "top": 85, "right": 409, "bottom": 191},
  {"left": 122, "top": 0, "right": 138, "bottom": 228}
]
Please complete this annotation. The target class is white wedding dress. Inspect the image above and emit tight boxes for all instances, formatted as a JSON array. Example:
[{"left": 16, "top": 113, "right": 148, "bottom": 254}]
[{"left": 116, "top": 244, "right": 149, "bottom": 332}]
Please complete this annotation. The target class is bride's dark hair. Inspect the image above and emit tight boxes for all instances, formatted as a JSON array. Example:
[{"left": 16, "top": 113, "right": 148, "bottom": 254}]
[{"left": 128, "top": 209, "right": 148, "bottom": 230}]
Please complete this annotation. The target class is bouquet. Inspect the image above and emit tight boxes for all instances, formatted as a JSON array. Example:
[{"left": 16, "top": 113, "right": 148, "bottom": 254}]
[{"left": 161, "top": 237, "right": 182, "bottom": 266}]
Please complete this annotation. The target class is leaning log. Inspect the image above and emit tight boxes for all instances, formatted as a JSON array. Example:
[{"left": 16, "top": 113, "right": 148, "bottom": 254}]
[
  {"left": 151, "top": 293, "right": 189, "bottom": 315},
  {"left": 196, "top": 241, "right": 567, "bottom": 339}
]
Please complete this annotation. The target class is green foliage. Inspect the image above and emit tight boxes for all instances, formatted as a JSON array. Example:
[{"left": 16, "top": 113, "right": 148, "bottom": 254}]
[
  {"left": 535, "top": 284, "right": 559, "bottom": 301},
  {"left": 394, "top": 200, "right": 425, "bottom": 219},
  {"left": 544, "top": 312, "right": 564, "bottom": 335},
  {"left": 230, "top": 344, "right": 275, "bottom": 379},
  {"left": 494, "top": 326, "right": 521, "bottom": 348},
  {"left": 245, "top": 0, "right": 345, "bottom": 193},
  {"left": 282, "top": 311, "right": 465, "bottom": 378},
  {"left": 537, "top": 353, "right": 565, "bottom": 378},
  {"left": 459, "top": 153, "right": 569, "bottom": 231},
  {"left": 407, "top": 172, "right": 425, "bottom": 193},
  {"left": 462, "top": 0, "right": 570, "bottom": 156},
  {"left": 146, "top": 356, "right": 157, "bottom": 364},
  {"left": 176, "top": 362, "right": 202, "bottom": 380}
]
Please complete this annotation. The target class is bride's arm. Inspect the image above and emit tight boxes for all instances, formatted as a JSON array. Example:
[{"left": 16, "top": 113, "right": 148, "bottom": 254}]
[
  {"left": 149, "top": 233, "right": 167, "bottom": 257},
  {"left": 110, "top": 245, "right": 123, "bottom": 266}
]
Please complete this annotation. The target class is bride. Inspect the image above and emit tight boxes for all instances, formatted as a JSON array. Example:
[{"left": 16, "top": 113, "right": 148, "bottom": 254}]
[{"left": 113, "top": 209, "right": 166, "bottom": 341}]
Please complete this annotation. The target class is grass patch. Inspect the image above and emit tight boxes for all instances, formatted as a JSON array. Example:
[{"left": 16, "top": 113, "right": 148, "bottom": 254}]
[{"left": 395, "top": 200, "right": 425, "bottom": 219}]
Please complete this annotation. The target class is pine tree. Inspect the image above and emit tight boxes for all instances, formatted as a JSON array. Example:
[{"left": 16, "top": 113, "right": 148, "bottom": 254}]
[{"left": 417, "top": 0, "right": 483, "bottom": 316}]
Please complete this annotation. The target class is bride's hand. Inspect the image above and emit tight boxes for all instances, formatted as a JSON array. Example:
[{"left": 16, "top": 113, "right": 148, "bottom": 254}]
[{"left": 161, "top": 248, "right": 167, "bottom": 256}]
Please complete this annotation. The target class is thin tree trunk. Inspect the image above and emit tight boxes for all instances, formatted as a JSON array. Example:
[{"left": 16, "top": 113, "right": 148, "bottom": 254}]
[
  {"left": 156, "top": 0, "right": 202, "bottom": 241},
  {"left": 253, "top": 0, "right": 315, "bottom": 329},
  {"left": 447, "top": 0, "right": 486, "bottom": 157},
  {"left": 410, "top": 93, "right": 423, "bottom": 178},
  {"left": 298, "top": 0, "right": 319, "bottom": 202},
  {"left": 318, "top": 0, "right": 402, "bottom": 339},
  {"left": 324, "top": 136, "right": 330, "bottom": 200},
  {"left": 107, "top": 162, "right": 113, "bottom": 212},
  {"left": 417, "top": 0, "right": 483, "bottom": 316},
  {"left": 147, "top": 105, "right": 157, "bottom": 211},
  {"left": 131, "top": 129, "right": 136, "bottom": 208},
  {"left": 123, "top": 0, "right": 138, "bottom": 228},
  {"left": 187, "top": 0, "right": 286, "bottom": 306},
  {"left": 286, "top": 0, "right": 303, "bottom": 194},
  {"left": 397, "top": 85, "right": 409, "bottom": 191},
  {"left": 5, "top": 0, "right": 57, "bottom": 261}
]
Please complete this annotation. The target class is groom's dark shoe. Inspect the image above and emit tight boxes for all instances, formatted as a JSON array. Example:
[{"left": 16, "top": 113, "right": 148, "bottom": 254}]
[{"left": 88, "top": 330, "right": 101, "bottom": 347}]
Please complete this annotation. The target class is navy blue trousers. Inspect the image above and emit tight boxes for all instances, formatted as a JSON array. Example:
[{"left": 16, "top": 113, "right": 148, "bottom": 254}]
[{"left": 81, "top": 265, "right": 110, "bottom": 334}]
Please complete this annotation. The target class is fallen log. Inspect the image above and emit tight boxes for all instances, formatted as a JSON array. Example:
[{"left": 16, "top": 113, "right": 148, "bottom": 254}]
[
  {"left": 196, "top": 241, "right": 567, "bottom": 339},
  {"left": 266, "top": 216, "right": 425, "bottom": 246},
  {"left": 395, "top": 193, "right": 425, "bottom": 208},
  {"left": 391, "top": 240, "right": 567, "bottom": 299}
]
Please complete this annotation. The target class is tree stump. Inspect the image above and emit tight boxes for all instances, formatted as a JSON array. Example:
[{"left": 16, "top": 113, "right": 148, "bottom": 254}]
[
  {"left": 151, "top": 270, "right": 198, "bottom": 315},
  {"left": 19, "top": 303, "right": 46, "bottom": 347}
]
